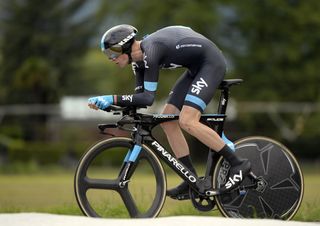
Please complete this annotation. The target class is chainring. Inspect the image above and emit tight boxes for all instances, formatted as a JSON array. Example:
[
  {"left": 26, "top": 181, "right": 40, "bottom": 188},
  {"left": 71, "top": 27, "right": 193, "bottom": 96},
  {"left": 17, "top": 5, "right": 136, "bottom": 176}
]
[{"left": 189, "top": 177, "right": 216, "bottom": 212}]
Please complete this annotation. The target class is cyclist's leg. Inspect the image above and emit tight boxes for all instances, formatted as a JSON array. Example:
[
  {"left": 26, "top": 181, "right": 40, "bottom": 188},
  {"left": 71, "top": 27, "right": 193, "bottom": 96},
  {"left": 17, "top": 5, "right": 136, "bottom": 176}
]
[
  {"left": 161, "top": 70, "right": 198, "bottom": 199},
  {"left": 161, "top": 70, "right": 193, "bottom": 158},
  {"left": 161, "top": 104, "right": 188, "bottom": 158},
  {"left": 180, "top": 105, "right": 251, "bottom": 192},
  {"left": 180, "top": 106, "right": 224, "bottom": 151},
  {"left": 179, "top": 57, "right": 251, "bottom": 191},
  {"left": 179, "top": 53, "right": 226, "bottom": 151}
]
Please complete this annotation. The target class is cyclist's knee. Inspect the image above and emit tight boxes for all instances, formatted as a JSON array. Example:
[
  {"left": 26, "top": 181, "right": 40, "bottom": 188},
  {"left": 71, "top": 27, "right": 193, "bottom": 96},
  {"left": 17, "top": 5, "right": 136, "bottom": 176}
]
[
  {"left": 179, "top": 116, "right": 193, "bottom": 132},
  {"left": 179, "top": 107, "right": 200, "bottom": 132}
]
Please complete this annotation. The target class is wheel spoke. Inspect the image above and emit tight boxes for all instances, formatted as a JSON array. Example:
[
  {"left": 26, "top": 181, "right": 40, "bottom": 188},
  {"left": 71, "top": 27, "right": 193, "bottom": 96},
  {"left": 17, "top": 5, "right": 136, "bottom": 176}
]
[
  {"left": 75, "top": 138, "right": 166, "bottom": 218},
  {"left": 119, "top": 188, "right": 139, "bottom": 217},
  {"left": 84, "top": 177, "right": 119, "bottom": 190}
]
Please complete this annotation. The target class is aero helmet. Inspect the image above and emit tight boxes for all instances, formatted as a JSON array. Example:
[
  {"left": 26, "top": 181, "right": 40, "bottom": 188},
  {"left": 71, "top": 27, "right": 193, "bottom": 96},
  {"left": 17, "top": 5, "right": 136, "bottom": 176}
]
[{"left": 100, "top": 24, "right": 138, "bottom": 62}]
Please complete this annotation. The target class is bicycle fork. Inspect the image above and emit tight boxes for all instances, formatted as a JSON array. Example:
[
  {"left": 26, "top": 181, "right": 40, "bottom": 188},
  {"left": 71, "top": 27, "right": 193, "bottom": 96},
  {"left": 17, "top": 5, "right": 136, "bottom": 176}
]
[{"left": 118, "top": 144, "right": 142, "bottom": 188}]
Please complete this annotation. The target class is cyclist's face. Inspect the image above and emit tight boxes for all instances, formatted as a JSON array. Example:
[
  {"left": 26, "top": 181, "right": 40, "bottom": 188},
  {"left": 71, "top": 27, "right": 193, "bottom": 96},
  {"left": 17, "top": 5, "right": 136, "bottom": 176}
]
[{"left": 112, "top": 54, "right": 129, "bottom": 68}]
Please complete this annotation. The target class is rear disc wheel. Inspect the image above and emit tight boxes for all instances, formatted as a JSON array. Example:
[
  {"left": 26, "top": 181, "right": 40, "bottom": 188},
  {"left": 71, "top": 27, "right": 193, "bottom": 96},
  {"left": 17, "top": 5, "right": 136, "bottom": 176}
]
[{"left": 214, "top": 136, "right": 303, "bottom": 220}]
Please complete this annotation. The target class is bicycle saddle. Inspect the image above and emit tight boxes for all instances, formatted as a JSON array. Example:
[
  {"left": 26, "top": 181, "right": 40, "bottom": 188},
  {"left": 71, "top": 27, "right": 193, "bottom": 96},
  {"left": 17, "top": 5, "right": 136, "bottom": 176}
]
[{"left": 218, "top": 79, "right": 243, "bottom": 90}]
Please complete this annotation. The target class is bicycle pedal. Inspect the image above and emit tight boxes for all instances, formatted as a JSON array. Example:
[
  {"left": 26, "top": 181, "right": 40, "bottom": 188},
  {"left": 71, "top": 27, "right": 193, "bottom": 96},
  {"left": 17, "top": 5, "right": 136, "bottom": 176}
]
[{"left": 172, "top": 193, "right": 190, "bottom": 200}]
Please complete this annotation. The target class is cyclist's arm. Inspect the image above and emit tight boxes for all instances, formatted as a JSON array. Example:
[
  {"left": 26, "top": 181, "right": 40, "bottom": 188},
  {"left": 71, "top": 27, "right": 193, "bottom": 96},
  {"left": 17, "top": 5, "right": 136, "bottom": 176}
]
[
  {"left": 115, "top": 68, "right": 159, "bottom": 106},
  {"left": 132, "top": 62, "right": 144, "bottom": 94},
  {"left": 115, "top": 45, "right": 160, "bottom": 107}
]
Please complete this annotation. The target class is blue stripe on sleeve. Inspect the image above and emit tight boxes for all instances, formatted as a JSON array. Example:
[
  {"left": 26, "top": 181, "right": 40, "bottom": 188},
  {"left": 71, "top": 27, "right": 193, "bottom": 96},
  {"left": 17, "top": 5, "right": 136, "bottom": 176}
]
[
  {"left": 144, "top": 81, "right": 158, "bottom": 91},
  {"left": 185, "top": 94, "right": 207, "bottom": 111}
]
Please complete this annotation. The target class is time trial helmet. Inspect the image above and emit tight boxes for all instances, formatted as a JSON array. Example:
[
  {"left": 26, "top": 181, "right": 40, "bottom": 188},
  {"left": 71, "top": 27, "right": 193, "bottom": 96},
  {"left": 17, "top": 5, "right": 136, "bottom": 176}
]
[{"left": 100, "top": 24, "right": 138, "bottom": 60}]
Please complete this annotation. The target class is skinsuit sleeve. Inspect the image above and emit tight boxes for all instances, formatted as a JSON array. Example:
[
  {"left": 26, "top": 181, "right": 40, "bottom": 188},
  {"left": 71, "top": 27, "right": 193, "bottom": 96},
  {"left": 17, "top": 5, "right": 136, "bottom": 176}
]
[{"left": 115, "top": 43, "right": 162, "bottom": 107}]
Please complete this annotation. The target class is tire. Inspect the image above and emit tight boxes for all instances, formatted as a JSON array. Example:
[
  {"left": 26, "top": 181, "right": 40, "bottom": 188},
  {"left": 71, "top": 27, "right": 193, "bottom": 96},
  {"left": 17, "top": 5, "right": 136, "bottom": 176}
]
[
  {"left": 213, "top": 136, "right": 304, "bottom": 220},
  {"left": 74, "top": 137, "right": 167, "bottom": 218}
]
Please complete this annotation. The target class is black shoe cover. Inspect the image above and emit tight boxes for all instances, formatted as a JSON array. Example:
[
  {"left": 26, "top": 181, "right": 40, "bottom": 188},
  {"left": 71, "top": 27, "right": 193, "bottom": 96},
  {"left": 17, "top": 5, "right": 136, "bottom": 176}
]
[{"left": 220, "top": 159, "right": 251, "bottom": 193}]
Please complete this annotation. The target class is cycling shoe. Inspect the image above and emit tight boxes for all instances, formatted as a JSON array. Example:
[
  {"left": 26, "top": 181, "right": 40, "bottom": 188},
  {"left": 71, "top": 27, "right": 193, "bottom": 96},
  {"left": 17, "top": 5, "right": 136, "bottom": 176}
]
[
  {"left": 167, "top": 181, "right": 190, "bottom": 200},
  {"left": 220, "top": 159, "right": 251, "bottom": 192}
]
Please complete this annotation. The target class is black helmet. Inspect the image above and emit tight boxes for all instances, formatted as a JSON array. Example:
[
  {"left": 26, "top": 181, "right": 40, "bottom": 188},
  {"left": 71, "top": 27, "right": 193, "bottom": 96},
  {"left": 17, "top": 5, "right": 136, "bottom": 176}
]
[{"left": 100, "top": 24, "right": 138, "bottom": 60}]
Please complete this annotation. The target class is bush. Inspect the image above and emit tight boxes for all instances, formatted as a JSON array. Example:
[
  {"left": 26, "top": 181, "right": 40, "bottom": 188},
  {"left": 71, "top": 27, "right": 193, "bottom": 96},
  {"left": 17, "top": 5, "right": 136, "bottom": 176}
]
[{"left": 4, "top": 141, "right": 91, "bottom": 166}]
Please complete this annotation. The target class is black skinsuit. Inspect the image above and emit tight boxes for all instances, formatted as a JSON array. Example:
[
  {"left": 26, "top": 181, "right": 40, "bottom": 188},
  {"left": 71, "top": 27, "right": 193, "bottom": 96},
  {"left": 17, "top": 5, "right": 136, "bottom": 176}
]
[{"left": 116, "top": 25, "right": 227, "bottom": 112}]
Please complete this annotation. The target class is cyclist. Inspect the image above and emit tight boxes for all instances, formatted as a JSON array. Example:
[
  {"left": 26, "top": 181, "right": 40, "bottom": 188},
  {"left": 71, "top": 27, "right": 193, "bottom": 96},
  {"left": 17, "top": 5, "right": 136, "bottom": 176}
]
[{"left": 88, "top": 24, "right": 251, "bottom": 198}]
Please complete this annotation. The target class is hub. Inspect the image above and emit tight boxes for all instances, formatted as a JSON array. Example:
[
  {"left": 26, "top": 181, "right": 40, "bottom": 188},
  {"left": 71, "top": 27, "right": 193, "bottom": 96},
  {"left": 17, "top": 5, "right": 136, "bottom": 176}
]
[{"left": 256, "top": 177, "right": 268, "bottom": 193}]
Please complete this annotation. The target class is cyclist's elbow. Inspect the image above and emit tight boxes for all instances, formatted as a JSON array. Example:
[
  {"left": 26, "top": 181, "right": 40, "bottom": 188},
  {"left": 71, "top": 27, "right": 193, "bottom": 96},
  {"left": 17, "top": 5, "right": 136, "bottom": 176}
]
[{"left": 144, "top": 93, "right": 154, "bottom": 106}]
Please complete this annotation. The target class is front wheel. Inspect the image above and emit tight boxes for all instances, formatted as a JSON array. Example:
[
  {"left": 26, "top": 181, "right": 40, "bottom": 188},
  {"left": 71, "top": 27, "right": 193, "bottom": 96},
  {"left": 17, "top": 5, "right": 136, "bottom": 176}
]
[
  {"left": 74, "top": 137, "right": 167, "bottom": 218},
  {"left": 214, "top": 136, "right": 304, "bottom": 220}
]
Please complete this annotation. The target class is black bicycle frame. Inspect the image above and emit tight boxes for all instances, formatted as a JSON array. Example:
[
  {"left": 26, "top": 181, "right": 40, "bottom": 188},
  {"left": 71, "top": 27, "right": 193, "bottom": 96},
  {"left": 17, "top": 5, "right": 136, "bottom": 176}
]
[
  {"left": 118, "top": 86, "right": 232, "bottom": 195},
  {"left": 97, "top": 80, "right": 240, "bottom": 195},
  {"left": 142, "top": 114, "right": 225, "bottom": 194}
]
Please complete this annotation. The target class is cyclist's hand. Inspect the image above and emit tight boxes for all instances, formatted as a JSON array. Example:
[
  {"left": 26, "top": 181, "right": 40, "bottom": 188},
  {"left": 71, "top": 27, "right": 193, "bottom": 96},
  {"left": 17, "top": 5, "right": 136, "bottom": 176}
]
[{"left": 88, "top": 95, "right": 113, "bottom": 110}]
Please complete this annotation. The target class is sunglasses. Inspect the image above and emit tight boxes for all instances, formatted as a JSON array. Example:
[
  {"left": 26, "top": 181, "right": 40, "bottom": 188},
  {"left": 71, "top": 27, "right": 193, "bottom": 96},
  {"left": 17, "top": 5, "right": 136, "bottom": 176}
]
[{"left": 103, "top": 45, "right": 123, "bottom": 60}]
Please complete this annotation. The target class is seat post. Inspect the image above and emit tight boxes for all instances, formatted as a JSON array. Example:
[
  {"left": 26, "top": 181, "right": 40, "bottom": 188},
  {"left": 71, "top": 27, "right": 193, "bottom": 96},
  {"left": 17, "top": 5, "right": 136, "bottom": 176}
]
[
  {"left": 217, "top": 88, "right": 229, "bottom": 115},
  {"left": 214, "top": 88, "right": 229, "bottom": 136},
  {"left": 217, "top": 79, "right": 243, "bottom": 113}
]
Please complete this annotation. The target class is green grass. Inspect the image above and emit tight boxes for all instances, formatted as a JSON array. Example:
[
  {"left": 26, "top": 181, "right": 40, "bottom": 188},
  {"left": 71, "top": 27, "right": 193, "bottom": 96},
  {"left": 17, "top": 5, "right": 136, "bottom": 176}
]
[
  {"left": 0, "top": 164, "right": 319, "bottom": 221},
  {"left": 293, "top": 173, "right": 320, "bottom": 221}
]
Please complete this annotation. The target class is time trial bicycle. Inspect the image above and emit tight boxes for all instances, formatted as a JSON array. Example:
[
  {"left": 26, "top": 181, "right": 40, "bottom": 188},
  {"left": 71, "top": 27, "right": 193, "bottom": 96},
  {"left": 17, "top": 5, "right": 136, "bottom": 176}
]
[{"left": 74, "top": 79, "right": 303, "bottom": 219}]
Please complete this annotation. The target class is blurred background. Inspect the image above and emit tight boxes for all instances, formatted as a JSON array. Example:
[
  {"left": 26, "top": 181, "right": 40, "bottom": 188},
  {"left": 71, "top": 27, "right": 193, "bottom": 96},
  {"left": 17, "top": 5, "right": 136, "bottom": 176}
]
[{"left": 0, "top": 0, "right": 319, "bottom": 220}]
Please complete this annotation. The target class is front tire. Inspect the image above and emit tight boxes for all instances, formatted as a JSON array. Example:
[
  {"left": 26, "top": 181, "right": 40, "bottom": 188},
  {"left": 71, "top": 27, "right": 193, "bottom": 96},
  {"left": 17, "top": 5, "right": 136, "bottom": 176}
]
[{"left": 74, "top": 137, "right": 167, "bottom": 218}]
